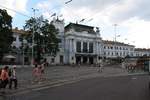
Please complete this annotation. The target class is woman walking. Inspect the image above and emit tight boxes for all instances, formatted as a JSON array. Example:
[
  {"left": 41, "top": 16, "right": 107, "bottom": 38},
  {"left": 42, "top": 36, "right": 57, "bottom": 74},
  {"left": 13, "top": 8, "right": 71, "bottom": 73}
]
[{"left": 0, "top": 66, "right": 9, "bottom": 93}]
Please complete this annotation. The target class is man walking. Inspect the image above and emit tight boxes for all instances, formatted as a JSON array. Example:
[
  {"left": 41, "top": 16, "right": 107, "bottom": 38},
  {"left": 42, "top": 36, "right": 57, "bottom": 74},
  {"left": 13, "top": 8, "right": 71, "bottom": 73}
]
[
  {"left": 98, "top": 64, "right": 103, "bottom": 72},
  {"left": 9, "top": 65, "right": 18, "bottom": 89}
]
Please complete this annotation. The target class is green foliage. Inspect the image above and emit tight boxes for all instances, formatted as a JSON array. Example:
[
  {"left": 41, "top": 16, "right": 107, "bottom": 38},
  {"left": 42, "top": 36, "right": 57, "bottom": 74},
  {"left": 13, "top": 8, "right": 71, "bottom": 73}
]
[
  {"left": 0, "top": 9, "right": 13, "bottom": 60},
  {"left": 24, "top": 16, "right": 59, "bottom": 63}
]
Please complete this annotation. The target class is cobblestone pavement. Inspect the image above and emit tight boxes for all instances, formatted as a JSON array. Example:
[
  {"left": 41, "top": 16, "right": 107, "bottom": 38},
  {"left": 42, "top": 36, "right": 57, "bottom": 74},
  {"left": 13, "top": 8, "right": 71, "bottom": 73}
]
[{"left": 0, "top": 64, "right": 148, "bottom": 96}]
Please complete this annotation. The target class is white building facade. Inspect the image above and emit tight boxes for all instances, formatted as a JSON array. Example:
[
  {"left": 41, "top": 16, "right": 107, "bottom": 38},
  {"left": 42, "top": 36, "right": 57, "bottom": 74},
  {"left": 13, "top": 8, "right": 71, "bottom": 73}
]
[
  {"left": 103, "top": 40, "right": 135, "bottom": 58},
  {"left": 48, "top": 18, "right": 66, "bottom": 64},
  {"left": 64, "top": 23, "right": 103, "bottom": 64},
  {"left": 134, "top": 48, "right": 150, "bottom": 57}
]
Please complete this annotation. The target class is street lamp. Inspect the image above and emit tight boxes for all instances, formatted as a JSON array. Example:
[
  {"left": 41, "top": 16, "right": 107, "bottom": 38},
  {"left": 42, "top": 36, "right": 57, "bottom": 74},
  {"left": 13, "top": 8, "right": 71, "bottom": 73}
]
[
  {"left": 65, "top": 0, "right": 72, "bottom": 4},
  {"left": 113, "top": 24, "right": 121, "bottom": 57},
  {"left": 22, "top": 39, "right": 27, "bottom": 67},
  {"left": 31, "top": 8, "right": 38, "bottom": 66}
]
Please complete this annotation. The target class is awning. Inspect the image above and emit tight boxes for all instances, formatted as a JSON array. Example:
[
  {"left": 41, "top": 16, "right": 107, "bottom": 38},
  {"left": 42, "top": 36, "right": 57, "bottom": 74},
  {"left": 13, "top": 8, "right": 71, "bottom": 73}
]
[
  {"left": 75, "top": 53, "right": 97, "bottom": 57},
  {"left": 4, "top": 55, "right": 16, "bottom": 59}
]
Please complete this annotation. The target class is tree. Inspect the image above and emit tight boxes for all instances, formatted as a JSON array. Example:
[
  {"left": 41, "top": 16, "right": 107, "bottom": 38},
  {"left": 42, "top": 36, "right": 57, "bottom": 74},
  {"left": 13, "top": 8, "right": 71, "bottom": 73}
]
[
  {"left": 0, "top": 9, "right": 13, "bottom": 61},
  {"left": 24, "top": 16, "right": 59, "bottom": 63}
]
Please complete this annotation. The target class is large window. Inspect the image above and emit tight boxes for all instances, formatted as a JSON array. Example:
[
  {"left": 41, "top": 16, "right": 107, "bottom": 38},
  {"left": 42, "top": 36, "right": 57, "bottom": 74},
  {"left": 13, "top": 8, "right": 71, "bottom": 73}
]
[
  {"left": 89, "top": 42, "right": 93, "bottom": 53},
  {"left": 58, "top": 39, "right": 62, "bottom": 48},
  {"left": 76, "top": 41, "right": 81, "bottom": 52},
  {"left": 83, "top": 42, "right": 88, "bottom": 53}
]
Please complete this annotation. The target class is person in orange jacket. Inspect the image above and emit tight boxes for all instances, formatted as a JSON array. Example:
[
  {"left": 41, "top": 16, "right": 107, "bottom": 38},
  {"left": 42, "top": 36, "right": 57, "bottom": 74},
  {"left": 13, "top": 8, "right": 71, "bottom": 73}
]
[{"left": 0, "top": 66, "right": 9, "bottom": 93}]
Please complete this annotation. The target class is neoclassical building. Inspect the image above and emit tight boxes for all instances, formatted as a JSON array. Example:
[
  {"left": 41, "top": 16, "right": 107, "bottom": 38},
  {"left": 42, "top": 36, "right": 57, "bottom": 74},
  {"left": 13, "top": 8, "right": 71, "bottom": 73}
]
[
  {"left": 64, "top": 23, "right": 103, "bottom": 64},
  {"left": 50, "top": 18, "right": 103, "bottom": 64}
]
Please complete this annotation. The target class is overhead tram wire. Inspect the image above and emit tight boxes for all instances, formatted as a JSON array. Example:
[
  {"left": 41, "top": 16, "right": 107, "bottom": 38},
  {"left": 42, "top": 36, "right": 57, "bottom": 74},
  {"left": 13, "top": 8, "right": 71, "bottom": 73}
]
[
  {"left": 48, "top": 0, "right": 73, "bottom": 22},
  {"left": 0, "top": 5, "right": 30, "bottom": 18},
  {"left": 83, "top": 0, "right": 121, "bottom": 24}
]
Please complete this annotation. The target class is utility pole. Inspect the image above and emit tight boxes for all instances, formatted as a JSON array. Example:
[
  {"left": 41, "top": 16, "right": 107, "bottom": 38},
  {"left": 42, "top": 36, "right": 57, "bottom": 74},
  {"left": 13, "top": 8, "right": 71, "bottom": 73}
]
[
  {"left": 114, "top": 24, "right": 117, "bottom": 57},
  {"left": 22, "top": 39, "right": 26, "bottom": 67},
  {"left": 114, "top": 24, "right": 117, "bottom": 42},
  {"left": 114, "top": 24, "right": 121, "bottom": 58},
  {"left": 31, "top": 8, "right": 38, "bottom": 66}
]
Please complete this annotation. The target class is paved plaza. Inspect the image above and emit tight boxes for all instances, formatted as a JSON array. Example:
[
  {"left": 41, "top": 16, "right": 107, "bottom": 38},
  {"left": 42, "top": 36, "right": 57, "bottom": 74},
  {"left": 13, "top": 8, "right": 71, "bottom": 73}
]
[{"left": 0, "top": 64, "right": 149, "bottom": 96}]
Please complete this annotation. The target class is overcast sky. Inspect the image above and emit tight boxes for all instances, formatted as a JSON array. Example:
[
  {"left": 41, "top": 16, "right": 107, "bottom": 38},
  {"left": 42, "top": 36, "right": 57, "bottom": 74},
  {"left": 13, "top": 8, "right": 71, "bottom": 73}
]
[{"left": 0, "top": 0, "right": 150, "bottom": 48}]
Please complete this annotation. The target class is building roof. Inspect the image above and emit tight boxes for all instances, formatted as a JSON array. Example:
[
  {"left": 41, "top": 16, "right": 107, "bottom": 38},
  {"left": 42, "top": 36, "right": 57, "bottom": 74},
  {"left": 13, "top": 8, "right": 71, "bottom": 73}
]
[
  {"left": 51, "top": 17, "right": 64, "bottom": 24},
  {"left": 135, "top": 48, "right": 150, "bottom": 52},
  {"left": 103, "top": 40, "right": 134, "bottom": 47},
  {"left": 12, "top": 27, "right": 29, "bottom": 35},
  {"left": 65, "top": 23, "right": 96, "bottom": 34}
]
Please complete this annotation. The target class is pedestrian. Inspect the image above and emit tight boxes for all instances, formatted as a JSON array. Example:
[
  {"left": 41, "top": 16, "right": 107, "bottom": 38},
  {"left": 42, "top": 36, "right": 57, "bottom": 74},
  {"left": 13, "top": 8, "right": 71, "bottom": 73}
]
[
  {"left": 9, "top": 65, "right": 18, "bottom": 89},
  {"left": 0, "top": 66, "right": 9, "bottom": 93},
  {"left": 78, "top": 61, "right": 81, "bottom": 67},
  {"left": 41, "top": 63, "right": 45, "bottom": 74},
  {"left": 41, "top": 63, "right": 45, "bottom": 80},
  {"left": 36, "top": 65, "right": 42, "bottom": 84},
  {"left": 0, "top": 68, "right": 2, "bottom": 89},
  {"left": 98, "top": 63, "right": 103, "bottom": 72},
  {"left": 32, "top": 64, "right": 39, "bottom": 83}
]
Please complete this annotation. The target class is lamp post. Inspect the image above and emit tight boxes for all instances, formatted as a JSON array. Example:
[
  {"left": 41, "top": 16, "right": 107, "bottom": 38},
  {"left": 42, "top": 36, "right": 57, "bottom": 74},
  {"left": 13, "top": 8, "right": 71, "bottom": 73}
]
[
  {"left": 113, "top": 24, "right": 120, "bottom": 57},
  {"left": 31, "top": 8, "right": 38, "bottom": 66},
  {"left": 22, "top": 39, "right": 27, "bottom": 67},
  {"left": 65, "top": 0, "right": 73, "bottom": 4}
]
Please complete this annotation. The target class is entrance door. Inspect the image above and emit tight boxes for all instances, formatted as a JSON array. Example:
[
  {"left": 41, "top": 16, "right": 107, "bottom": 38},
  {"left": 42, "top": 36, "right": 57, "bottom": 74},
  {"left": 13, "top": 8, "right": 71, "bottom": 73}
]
[
  {"left": 76, "top": 56, "right": 81, "bottom": 64},
  {"left": 60, "top": 55, "right": 63, "bottom": 64},
  {"left": 83, "top": 57, "right": 87, "bottom": 64},
  {"left": 89, "top": 57, "right": 93, "bottom": 64}
]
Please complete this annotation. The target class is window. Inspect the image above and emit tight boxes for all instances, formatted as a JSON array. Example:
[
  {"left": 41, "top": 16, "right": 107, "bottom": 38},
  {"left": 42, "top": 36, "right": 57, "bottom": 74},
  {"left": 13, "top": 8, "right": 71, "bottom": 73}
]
[
  {"left": 13, "top": 37, "right": 16, "bottom": 41},
  {"left": 51, "top": 58, "right": 55, "bottom": 63},
  {"left": 123, "top": 52, "right": 126, "bottom": 56},
  {"left": 60, "top": 55, "right": 63, "bottom": 63},
  {"left": 58, "top": 39, "right": 62, "bottom": 48},
  {"left": 99, "top": 56, "right": 101, "bottom": 60},
  {"left": 104, "top": 52, "right": 106, "bottom": 55},
  {"left": 83, "top": 42, "right": 88, "bottom": 53},
  {"left": 108, "top": 52, "right": 110, "bottom": 55},
  {"left": 120, "top": 52, "right": 122, "bottom": 56},
  {"left": 76, "top": 41, "right": 81, "bottom": 52},
  {"left": 19, "top": 37, "right": 23, "bottom": 41},
  {"left": 72, "top": 57, "right": 74, "bottom": 60},
  {"left": 89, "top": 42, "right": 93, "bottom": 53},
  {"left": 116, "top": 52, "right": 118, "bottom": 56}
]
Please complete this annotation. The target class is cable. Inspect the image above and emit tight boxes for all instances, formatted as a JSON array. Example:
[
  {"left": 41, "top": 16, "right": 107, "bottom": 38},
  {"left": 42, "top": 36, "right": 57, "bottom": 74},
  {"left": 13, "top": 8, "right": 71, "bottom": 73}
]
[
  {"left": 84, "top": 0, "right": 121, "bottom": 24},
  {"left": 0, "top": 5, "right": 30, "bottom": 18}
]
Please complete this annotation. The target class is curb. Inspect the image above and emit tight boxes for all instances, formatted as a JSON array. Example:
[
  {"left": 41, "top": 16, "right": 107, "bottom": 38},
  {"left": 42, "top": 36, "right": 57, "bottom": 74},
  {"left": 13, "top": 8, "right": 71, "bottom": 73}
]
[{"left": 128, "top": 72, "right": 149, "bottom": 76}]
